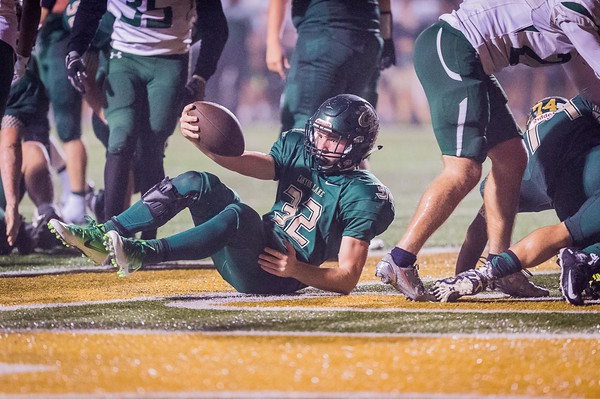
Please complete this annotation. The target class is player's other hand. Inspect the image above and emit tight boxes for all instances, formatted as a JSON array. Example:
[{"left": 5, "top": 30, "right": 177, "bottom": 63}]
[
  {"left": 266, "top": 40, "right": 289, "bottom": 80},
  {"left": 258, "top": 240, "right": 298, "bottom": 278},
  {"left": 179, "top": 103, "right": 200, "bottom": 141},
  {"left": 380, "top": 38, "right": 397, "bottom": 70},
  {"left": 183, "top": 75, "right": 206, "bottom": 104},
  {"left": 4, "top": 205, "right": 21, "bottom": 247},
  {"left": 65, "top": 50, "right": 87, "bottom": 94}
]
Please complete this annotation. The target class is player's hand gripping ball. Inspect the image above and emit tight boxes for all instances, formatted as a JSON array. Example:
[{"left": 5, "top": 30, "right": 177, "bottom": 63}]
[{"left": 187, "top": 101, "right": 245, "bottom": 156}]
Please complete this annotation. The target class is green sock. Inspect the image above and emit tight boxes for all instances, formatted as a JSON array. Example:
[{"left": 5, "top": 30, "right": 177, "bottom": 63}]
[{"left": 490, "top": 250, "right": 522, "bottom": 278}]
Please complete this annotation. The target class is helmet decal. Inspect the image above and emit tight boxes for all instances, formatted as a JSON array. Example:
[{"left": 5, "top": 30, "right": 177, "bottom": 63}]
[
  {"left": 526, "top": 96, "right": 568, "bottom": 131},
  {"left": 358, "top": 108, "right": 375, "bottom": 127}
]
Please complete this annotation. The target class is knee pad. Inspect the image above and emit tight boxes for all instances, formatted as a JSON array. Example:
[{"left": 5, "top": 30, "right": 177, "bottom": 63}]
[{"left": 142, "top": 177, "right": 200, "bottom": 225}]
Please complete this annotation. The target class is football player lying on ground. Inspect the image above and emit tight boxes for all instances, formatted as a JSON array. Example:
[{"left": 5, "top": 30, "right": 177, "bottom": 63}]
[
  {"left": 433, "top": 95, "right": 600, "bottom": 305},
  {"left": 48, "top": 94, "right": 395, "bottom": 295}
]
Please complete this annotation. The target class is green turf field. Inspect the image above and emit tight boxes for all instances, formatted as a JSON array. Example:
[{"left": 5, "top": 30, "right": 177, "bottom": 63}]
[{"left": 2, "top": 123, "right": 597, "bottom": 399}]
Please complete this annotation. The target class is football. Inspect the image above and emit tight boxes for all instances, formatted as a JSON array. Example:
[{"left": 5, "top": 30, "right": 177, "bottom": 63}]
[{"left": 188, "top": 101, "right": 245, "bottom": 156}]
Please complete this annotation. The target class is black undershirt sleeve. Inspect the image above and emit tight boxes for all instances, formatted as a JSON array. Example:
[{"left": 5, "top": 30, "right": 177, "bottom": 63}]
[
  {"left": 192, "top": 0, "right": 229, "bottom": 80},
  {"left": 67, "top": 0, "right": 107, "bottom": 54}
]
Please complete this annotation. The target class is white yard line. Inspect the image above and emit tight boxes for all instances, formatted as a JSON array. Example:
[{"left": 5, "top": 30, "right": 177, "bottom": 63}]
[
  {"left": 1, "top": 290, "right": 599, "bottom": 314},
  {"left": 4, "top": 327, "right": 600, "bottom": 340}
]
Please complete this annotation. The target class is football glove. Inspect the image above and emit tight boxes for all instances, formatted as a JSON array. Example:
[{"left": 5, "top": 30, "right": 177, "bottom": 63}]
[
  {"left": 380, "top": 39, "right": 396, "bottom": 70},
  {"left": 65, "top": 50, "right": 88, "bottom": 94},
  {"left": 183, "top": 74, "right": 206, "bottom": 104},
  {"left": 11, "top": 54, "right": 29, "bottom": 86}
]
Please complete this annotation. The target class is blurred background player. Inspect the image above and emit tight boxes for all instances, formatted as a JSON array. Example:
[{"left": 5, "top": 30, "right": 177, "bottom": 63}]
[
  {"left": 49, "top": 94, "right": 394, "bottom": 294},
  {"left": 65, "top": 0, "right": 228, "bottom": 240},
  {"left": 376, "top": 0, "right": 600, "bottom": 301},
  {"left": 1, "top": 0, "right": 40, "bottom": 118},
  {"left": 266, "top": 0, "right": 395, "bottom": 134},
  {"left": 37, "top": 0, "right": 92, "bottom": 224},
  {"left": 1, "top": 57, "right": 61, "bottom": 252},
  {"left": 433, "top": 95, "right": 600, "bottom": 306}
]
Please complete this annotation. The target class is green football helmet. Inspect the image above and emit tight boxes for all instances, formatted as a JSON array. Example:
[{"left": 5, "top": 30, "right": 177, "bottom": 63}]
[{"left": 304, "top": 94, "right": 379, "bottom": 174}]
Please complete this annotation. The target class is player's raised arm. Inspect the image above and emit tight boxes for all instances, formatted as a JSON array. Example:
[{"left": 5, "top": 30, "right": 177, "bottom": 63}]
[
  {"left": 179, "top": 103, "right": 276, "bottom": 180},
  {"left": 265, "top": 0, "right": 290, "bottom": 79}
]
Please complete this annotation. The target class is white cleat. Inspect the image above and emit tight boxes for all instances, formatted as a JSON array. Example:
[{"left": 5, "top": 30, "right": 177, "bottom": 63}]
[{"left": 375, "top": 253, "right": 426, "bottom": 300}]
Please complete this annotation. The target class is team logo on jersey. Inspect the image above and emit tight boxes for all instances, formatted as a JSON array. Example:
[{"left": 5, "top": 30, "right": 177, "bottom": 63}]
[
  {"left": 110, "top": 51, "right": 123, "bottom": 59},
  {"left": 528, "top": 112, "right": 555, "bottom": 128},
  {"left": 375, "top": 185, "right": 392, "bottom": 202}
]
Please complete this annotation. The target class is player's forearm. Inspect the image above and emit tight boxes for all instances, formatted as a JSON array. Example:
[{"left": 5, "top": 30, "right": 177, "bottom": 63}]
[
  {"left": 195, "top": 143, "right": 276, "bottom": 180},
  {"left": 379, "top": 0, "right": 391, "bottom": 12},
  {"left": 266, "top": 0, "right": 288, "bottom": 43},
  {"left": 215, "top": 152, "right": 275, "bottom": 180},
  {"left": 379, "top": 0, "right": 392, "bottom": 40},
  {"left": 294, "top": 238, "right": 368, "bottom": 294},
  {"left": 0, "top": 128, "right": 23, "bottom": 211},
  {"left": 16, "top": 0, "right": 41, "bottom": 58},
  {"left": 193, "top": 0, "right": 228, "bottom": 81},
  {"left": 67, "top": 0, "right": 106, "bottom": 55},
  {"left": 292, "top": 262, "right": 361, "bottom": 295}
]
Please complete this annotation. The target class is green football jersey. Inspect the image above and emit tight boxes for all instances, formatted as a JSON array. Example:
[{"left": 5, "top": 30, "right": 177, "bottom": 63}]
[{"left": 264, "top": 130, "right": 395, "bottom": 266}]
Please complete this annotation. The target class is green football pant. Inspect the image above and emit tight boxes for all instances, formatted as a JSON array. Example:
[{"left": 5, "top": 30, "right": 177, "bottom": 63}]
[
  {"left": 36, "top": 14, "right": 82, "bottom": 142},
  {"left": 281, "top": 29, "right": 381, "bottom": 132},
  {"left": 413, "top": 21, "right": 519, "bottom": 162},
  {"left": 112, "top": 171, "right": 305, "bottom": 294}
]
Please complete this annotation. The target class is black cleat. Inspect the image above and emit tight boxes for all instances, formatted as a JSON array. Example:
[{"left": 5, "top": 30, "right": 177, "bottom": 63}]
[
  {"left": 32, "top": 211, "right": 63, "bottom": 250},
  {"left": 557, "top": 247, "right": 596, "bottom": 306}
]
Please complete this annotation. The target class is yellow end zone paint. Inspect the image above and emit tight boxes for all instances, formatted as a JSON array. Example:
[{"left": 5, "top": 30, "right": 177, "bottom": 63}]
[
  {"left": 0, "top": 269, "right": 235, "bottom": 307},
  {"left": 0, "top": 255, "right": 560, "bottom": 307},
  {"left": 0, "top": 331, "right": 598, "bottom": 397}
]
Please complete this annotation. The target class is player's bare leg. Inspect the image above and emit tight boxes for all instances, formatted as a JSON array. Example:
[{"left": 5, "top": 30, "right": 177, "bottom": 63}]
[
  {"left": 377, "top": 156, "right": 481, "bottom": 299},
  {"left": 22, "top": 141, "right": 62, "bottom": 249},
  {"left": 484, "top": 136, "right": 527, "bottom": 255},
  {"left": 22, "top": 142, "right": 54, "bottom": 208},
  {"left": 399, "top": 156, "right": 481, "bottom": 253},
  {"left": 510, "top": 223, "right": 571, "bottom": 268}
]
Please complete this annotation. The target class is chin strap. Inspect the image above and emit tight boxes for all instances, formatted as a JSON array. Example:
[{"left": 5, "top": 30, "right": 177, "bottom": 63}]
[{"left": 364, "top": 145, "right": 383, "bottom": 159}]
